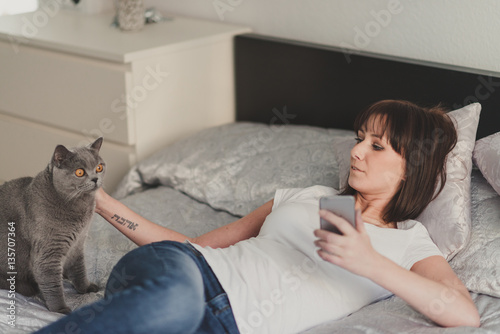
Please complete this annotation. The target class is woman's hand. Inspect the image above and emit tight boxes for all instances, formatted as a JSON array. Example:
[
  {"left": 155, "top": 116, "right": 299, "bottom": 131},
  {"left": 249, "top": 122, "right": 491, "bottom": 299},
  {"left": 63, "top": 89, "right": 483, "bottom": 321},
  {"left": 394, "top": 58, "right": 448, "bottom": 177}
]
[
  {"left": 314, "top": 210, "right": 480, "bottom": 327},
  {"left": 94, "top": 187, "right": 110, "bottom": 215},
  {"left": 314, "top": 209, "right": 382, "bottom": 278}
]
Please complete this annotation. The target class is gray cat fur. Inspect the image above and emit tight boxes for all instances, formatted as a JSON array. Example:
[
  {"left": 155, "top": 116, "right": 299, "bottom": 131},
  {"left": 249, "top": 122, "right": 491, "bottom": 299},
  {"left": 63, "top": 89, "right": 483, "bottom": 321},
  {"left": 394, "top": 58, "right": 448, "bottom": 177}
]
[{"left": 0, "top": 138, "right": 105, "bottom": 314}]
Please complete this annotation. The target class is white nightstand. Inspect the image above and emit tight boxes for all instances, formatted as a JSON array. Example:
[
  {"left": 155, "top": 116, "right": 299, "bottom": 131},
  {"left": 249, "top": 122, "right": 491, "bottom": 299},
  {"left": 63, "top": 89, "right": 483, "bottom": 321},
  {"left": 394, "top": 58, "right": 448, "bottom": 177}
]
[{"left": 0, "top": 10, "right": 250, "bottom": 191}]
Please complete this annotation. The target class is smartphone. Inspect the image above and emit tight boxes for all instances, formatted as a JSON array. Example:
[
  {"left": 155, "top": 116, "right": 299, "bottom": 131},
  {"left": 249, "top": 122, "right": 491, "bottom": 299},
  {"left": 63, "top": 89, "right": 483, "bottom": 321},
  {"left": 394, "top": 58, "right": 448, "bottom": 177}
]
[{"left": 319, "top": 195, "right": 356, "bottom": 234}]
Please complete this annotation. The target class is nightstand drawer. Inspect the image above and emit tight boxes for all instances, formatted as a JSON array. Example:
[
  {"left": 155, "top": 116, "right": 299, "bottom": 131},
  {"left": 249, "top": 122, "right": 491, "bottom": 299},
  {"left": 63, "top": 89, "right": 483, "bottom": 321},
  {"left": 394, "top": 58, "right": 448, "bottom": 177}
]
[
  {"left": 0, "top": 41, "right": 135, "bottom": 145},
  {"left": 0, "top": 113, "right": 135, "bottom": 191}
]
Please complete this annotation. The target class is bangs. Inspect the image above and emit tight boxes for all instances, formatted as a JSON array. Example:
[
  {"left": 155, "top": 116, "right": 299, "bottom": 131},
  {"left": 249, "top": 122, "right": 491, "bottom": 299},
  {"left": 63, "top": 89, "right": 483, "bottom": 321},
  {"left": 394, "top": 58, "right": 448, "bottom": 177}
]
[
  {"left": 353, "top": 100, "right": 411, "bottom": 157},
  {"left": 357, "top": 114, "right": 390, "bottom": 138}
]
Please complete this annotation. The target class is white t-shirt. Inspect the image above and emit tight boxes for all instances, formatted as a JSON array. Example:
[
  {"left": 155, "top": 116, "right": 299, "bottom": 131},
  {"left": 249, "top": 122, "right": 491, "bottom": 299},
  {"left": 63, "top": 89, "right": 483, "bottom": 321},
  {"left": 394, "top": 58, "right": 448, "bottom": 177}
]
[{"left": 191, "top": 185, "right": 443, "bottom": 334}]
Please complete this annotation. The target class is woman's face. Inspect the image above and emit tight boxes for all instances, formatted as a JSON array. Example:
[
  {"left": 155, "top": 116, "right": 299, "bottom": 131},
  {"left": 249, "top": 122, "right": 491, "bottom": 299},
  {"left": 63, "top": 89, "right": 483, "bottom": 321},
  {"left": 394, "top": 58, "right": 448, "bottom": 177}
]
[{"left": 349, "top": 118, "right": 406, "bottom": 199}]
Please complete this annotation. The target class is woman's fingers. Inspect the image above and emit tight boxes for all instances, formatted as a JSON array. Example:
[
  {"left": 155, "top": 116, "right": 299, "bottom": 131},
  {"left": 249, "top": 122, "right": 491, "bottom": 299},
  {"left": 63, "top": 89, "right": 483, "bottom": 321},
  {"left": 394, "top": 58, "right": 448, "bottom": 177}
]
[
  {"left": 314, "top": 238, "right": 343, "bottom": 256},
  {"left": 314, "top": 228, "right": 335, "bottom": 241},
  {"left": 317, "top": 248, "right": 343, "bottom": 266},
  {"left": 314, "top": 209, "right": 379, "bottom": 277}
]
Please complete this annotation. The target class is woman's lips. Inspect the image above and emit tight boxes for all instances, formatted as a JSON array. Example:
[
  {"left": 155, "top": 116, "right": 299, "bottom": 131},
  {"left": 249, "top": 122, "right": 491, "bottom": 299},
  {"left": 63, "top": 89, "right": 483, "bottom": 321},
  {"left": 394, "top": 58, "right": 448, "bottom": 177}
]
[{"left": 351, "top": 165, "right": 364, "bottom": 172}]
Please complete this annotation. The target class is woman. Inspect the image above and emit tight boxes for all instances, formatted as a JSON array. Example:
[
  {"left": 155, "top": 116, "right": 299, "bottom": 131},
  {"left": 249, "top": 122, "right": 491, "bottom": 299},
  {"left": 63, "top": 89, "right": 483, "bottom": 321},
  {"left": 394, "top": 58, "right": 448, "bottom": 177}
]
[{"left": 36, "top": 100, "right": 480, "bottom": 334}]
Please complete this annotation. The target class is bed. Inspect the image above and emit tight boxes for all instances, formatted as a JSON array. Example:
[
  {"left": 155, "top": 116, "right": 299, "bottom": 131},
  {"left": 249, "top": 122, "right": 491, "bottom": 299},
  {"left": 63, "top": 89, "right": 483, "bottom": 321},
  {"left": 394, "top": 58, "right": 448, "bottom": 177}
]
[{"left": 3, "top": 33, "right": 500, "bottom": 333}]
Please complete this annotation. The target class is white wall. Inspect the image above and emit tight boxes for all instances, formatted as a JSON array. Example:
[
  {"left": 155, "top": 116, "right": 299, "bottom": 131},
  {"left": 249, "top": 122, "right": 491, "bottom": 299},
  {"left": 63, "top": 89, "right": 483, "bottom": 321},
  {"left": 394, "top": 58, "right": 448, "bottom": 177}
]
[{"left": 144, "top": 0, "right": 500, "bottom": 73}]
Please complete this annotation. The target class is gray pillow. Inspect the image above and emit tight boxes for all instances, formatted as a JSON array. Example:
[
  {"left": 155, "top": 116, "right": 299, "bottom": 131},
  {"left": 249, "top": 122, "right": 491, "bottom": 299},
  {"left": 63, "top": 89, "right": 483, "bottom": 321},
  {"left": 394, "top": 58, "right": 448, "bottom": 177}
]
[
  {"left": 450, "top": 168, "right": 500, "bottom": 297},
  {"left": 115, "top": 122, "right": 353, "bottom": 216},
  {"left": 473, "top": 131, "right": 500, "bottom": 196},
  {"left": 332, "top": 136, "right": 356, "bottom": 190}
]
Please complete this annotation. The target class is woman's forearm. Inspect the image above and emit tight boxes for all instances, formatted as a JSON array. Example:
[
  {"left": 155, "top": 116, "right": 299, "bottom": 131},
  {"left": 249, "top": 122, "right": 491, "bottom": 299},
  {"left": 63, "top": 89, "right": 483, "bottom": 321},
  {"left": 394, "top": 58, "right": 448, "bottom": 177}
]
[
  {"left": 369, "top": 255, "right": 480, "bottom": 328},
  {"left": 94, "top": 189, "right": 272, "bottom": 248},
  {"left": 95, "top": 190, "right": 191, "bottom": 247}
]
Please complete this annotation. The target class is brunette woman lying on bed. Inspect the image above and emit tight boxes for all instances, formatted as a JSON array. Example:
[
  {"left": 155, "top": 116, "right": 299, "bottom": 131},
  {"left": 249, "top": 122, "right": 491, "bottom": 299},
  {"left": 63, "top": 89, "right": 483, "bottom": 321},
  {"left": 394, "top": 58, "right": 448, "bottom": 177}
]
[{"left": 36, "top": 100, "right": 480, "bottom": 334}]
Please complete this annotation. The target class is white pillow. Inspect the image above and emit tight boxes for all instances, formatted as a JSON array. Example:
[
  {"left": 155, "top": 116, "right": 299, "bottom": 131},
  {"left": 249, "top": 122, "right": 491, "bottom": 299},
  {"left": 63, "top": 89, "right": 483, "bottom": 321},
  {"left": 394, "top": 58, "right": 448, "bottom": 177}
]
[
  {"left": 472, "top": 131, "right": 500, "bottom": 196},
  {"left": 416, "top": 103, "right": 481, "bottom": 260},
  {"left": 333, "top": 103, "right": 482, "bottom": 260}
]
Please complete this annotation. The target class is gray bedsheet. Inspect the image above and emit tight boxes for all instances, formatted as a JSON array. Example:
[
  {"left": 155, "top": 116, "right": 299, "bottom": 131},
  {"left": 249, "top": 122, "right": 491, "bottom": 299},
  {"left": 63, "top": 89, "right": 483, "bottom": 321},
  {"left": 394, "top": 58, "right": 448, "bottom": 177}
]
[{"left": 2, "top": 178, "right": 499, "bottom": 333}]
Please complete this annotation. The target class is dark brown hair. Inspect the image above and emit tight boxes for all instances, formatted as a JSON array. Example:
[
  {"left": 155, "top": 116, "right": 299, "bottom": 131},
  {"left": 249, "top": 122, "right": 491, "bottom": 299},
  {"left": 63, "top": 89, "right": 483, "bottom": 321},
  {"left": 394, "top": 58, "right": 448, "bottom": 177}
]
[{"left": 340, "top": 100, "right": 458, "bottom": 224}]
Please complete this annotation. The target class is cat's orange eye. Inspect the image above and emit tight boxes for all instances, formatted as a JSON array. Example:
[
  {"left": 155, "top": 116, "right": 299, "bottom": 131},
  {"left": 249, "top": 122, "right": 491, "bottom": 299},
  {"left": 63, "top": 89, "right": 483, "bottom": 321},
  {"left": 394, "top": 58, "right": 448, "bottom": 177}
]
[
  {"left": 96, "top": 164, "right": 103, "bottom": 173},
  {"left": 75, "top": 169, "right": 85, "bottom": 177}
]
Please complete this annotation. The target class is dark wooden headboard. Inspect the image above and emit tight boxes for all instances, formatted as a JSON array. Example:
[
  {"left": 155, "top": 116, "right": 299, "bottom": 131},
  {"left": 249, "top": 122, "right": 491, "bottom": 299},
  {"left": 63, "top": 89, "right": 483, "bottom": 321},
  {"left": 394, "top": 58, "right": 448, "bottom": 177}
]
[{"left": 235, "top": 33, "right": 500, "bottom": 139}]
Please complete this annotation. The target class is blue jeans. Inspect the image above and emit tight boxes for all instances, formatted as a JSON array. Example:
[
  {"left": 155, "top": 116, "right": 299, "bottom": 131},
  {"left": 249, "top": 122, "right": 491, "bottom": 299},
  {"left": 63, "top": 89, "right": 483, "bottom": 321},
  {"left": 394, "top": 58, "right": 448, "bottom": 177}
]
[{"left": 35, "top": 241, "right": 239, "bottom": 334}]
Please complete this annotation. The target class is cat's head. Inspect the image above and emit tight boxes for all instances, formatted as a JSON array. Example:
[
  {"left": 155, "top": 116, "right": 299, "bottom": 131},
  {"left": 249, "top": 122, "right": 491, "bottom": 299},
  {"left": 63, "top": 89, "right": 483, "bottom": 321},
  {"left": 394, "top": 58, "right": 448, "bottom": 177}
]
[{"left": 50, "top": 137, "right": 106, "bottom": 200}]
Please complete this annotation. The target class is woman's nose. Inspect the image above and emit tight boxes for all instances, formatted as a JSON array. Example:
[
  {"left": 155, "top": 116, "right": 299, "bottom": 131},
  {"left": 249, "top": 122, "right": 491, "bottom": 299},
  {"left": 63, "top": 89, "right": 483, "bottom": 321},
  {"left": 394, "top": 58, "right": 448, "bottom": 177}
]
[{"left": 351, "top": 143, "right": 364, "bottom": 160}]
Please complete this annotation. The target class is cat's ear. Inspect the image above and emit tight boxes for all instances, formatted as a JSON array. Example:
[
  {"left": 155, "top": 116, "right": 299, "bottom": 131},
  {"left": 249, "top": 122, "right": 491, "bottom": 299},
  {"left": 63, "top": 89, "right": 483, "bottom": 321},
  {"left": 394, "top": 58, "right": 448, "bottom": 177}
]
[
  {"left": 89, "top": 137, "right": 103, "bottom": 152},
  {"left": 52, "top": 145, "right": 71, "bottom": 168}
]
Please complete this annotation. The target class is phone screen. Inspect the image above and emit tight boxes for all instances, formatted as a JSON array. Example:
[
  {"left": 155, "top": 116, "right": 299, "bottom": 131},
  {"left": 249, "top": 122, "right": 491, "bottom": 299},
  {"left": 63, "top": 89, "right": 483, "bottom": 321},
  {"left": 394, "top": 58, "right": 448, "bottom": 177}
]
[{"left": 319, "top": 195, "right": 356, "bottom": 234}]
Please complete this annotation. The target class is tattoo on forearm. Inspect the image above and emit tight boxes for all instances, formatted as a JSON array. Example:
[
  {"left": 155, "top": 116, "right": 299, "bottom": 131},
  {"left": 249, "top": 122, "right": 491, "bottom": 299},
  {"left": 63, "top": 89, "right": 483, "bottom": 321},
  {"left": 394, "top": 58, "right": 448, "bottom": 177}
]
[{"left": 111, "top": 214, "right": 138, "bottom": 231}]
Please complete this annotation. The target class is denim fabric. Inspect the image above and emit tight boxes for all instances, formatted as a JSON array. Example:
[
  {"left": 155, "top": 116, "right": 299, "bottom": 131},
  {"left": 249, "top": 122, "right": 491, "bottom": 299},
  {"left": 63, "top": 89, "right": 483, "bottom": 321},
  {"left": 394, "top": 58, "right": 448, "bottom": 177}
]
[{"left": 34, "top": 241, "right": 239, "bottom": 334}]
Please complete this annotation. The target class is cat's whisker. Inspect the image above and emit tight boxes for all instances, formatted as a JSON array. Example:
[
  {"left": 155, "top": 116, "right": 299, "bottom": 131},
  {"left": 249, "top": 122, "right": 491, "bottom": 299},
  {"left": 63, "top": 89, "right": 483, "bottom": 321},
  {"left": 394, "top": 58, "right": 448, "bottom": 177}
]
[
  {"left": 63, "top": 188, "right": 80, "bottom": 203},
  {"left": 65, "top": 183, "right": 90, "bottom": 203}
]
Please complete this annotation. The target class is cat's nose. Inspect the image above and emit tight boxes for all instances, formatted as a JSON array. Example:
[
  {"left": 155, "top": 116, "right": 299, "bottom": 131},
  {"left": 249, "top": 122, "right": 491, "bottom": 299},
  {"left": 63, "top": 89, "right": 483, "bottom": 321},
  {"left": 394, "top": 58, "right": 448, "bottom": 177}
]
[{"left": 91, "top": 178, "right": 98, "bottom": 184}]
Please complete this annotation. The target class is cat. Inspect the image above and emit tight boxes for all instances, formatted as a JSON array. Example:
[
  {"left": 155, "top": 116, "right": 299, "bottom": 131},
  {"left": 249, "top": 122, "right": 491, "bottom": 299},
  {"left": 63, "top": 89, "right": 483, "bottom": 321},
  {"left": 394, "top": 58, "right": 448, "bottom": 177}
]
[{"left": 0, "top": 137, "right": 105, "bottom": 314}]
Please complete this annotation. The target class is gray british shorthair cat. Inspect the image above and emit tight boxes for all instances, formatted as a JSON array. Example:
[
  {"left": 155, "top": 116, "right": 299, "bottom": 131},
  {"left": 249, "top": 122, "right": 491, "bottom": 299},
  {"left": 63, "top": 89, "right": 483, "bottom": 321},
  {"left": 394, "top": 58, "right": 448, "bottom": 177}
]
[{"left": 0, "top": 137, "right": 105, "bottom": 314}]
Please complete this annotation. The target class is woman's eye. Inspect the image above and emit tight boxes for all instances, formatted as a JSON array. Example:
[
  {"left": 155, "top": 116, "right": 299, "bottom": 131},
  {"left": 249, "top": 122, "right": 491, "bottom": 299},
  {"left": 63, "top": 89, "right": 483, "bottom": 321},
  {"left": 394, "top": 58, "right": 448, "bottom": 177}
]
[
  {"left": 355, "top": 136, "right": 383, "bottom": 150},
  {"left": 75, "top": 169, "right": 85, "bottom": 177},
  {"left": 96, "top": 164, "right": 103, "bottom": 173}
]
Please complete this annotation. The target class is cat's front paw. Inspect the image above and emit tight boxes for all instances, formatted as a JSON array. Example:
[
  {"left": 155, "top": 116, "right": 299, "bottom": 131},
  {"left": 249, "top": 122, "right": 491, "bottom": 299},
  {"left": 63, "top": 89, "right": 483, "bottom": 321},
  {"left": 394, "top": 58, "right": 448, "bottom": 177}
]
[
  {"left": 55, "top": 306, "right": 72, "bottom": 314},
  {"left": 75, "top": 282, "right": 99, "bottom": 294},
  {"left": 86, "top": 283, "right": 99, "bottom": 293}
]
